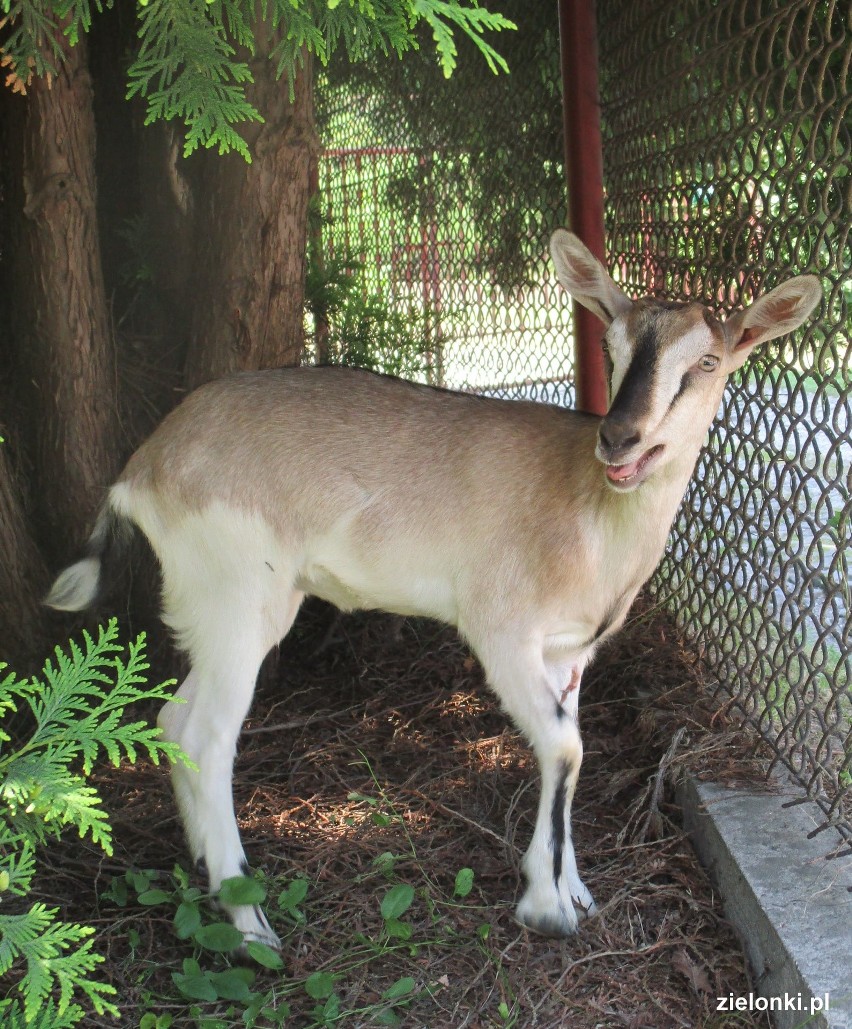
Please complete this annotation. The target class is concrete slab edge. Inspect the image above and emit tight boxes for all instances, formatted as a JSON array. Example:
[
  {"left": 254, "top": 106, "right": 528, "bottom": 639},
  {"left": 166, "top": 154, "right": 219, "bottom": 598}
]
[{"left": 676, "top": 774, "right": 852, "bottom": 1029}]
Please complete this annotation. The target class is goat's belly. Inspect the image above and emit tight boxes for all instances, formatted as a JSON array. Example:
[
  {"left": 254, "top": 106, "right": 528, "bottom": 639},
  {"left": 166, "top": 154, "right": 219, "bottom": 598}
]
[{"left": 297, "top": 561, "right": 458, "bottom": 623}]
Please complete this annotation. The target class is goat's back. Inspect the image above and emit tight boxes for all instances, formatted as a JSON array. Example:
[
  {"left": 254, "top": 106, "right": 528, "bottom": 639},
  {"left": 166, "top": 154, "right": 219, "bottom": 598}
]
[{"left": 119, "top": 366, "right": 602, "bottom": 535}]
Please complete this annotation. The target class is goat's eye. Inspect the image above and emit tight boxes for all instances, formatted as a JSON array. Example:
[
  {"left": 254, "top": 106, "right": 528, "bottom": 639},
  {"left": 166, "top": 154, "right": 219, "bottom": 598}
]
[
  {"left": 601, "top": 338, "right": 610, "bottom": 356},
  {"left": 699, "top": 354, "right": 719, "bottom": 372}
]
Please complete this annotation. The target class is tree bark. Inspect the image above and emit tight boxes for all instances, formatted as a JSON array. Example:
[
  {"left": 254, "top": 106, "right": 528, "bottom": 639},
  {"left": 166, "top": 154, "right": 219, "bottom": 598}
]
[
  {"left": 5, "top": 34, "right": 119, "bottom": 565},
  {"left": 184, "top": 40, "right": 316, "bottom": 387},
  {"left": 138, "top": 120, "right": 196, "bottom": 349},
  {"left": 0, "top": 432, "right": 48, "bottom": 670}
]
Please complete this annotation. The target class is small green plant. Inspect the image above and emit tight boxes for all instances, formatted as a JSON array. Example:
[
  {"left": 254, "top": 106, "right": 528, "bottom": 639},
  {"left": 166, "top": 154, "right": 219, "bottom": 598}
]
[
  {"left": 324, "top": 290, "right": 436, "bottom": 381},
  {"left": 106, "top": 865, "right": 284, "bottom": 976},
  {"left": 0, "top": 620, "right": 182, "bottom": 1026},
  {"left": 380, "top": 882, "right": 416, "bottom": 942},
  {"left": 99, "top": 751, "right": 491, "bottom": 1024},
  {"left": 108, "top": 865, "right": 304, "bottom": 1024},
  {"left": 106, "top": 782, "right": 489, "bottom": 1026},
  {"left": 305, "top": 237, "right": 437, "bottom": 381}
]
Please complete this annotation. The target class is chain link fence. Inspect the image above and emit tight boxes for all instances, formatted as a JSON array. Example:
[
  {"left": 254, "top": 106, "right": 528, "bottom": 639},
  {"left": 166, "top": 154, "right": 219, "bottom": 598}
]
[
  {"left": 314, "top": 0, "right": 851, "bottom": 847},
  {"left": 598, "top": 0, "right": 851, "bottom": 848},
  {"left": 314, "top": 2, "right": 573, "bottom": 403}
]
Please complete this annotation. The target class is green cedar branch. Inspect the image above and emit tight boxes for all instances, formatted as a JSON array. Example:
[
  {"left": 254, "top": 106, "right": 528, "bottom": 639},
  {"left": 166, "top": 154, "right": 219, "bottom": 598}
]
[{"left": 1, "top": 0, "right": 515, "bottom": 158}]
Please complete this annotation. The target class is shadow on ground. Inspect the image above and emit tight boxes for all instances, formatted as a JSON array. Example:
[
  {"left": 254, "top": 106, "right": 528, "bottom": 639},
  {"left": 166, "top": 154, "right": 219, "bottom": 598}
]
[{"left": 44, "top": 599, "right": 773, "bottom": 1028}]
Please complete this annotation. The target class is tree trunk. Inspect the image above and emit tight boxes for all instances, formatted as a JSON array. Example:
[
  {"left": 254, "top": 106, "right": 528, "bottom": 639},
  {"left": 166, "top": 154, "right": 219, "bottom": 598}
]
[
  {"left": 5, "top": 34, "right": 119, "bottom": 565},
  {"left": 184, "top": 40, "right": 316, "bottom": 387},
  {"left": 0, "top": 432, "right": 48, "bottom": 669},
  {"left": 137, "top": 121, "right": 197, "bottom": 350}
]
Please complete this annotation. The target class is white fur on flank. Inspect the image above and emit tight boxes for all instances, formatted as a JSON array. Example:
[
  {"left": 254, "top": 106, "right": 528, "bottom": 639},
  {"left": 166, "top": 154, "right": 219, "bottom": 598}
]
[{"left": 44, "top": 229, "right": 822, "bottom": 951}]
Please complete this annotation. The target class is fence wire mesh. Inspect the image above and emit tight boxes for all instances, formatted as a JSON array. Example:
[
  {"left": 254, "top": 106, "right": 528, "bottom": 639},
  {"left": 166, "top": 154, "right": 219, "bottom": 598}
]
[
  {"left": 598, "top": 0, "right": 851, "bottom": 846},
  {"left": 315, "top": 0, "right": 851, "bottom": 846},
  {"left": 314, "top": 1, "right": 573, "bottom": 403}
]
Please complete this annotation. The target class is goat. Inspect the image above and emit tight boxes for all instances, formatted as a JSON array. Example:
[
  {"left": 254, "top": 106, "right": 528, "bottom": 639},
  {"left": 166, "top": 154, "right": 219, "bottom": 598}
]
[{"left": 46, "top": 230, "right": 821, "bottom": 948}]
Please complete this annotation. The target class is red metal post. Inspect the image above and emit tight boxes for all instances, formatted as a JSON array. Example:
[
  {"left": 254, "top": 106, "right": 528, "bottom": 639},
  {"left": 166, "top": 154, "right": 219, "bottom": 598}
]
[{"left": 558, "top": 0, "right": 609, "bottom": 416}]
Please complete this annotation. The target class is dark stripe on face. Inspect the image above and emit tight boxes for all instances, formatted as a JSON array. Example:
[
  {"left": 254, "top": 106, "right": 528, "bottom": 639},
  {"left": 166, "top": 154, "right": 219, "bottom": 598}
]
[
  {"left": 607, "top": 322, "right": 659, "bottom": 423},
  {"left": 609, "top": 321, "right": 662, "bottom": 421},
  {"left": 551, "top": 759, "right": 574, "bottom": 886},
  {"left": 667, "top": 370, "right": 694, "bottom": 415}
]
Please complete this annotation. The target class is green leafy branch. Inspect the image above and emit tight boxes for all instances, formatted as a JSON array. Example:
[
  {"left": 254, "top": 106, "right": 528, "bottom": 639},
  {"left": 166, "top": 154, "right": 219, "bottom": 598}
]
[
  {"left": 2, "top": 0, "right": 515, "bottom": 157},
  {"left": 1, "top": 0, "right": 66, "bottom": 89},
  {"left": 1, "top": 621, "right": 181, "bottom": 853},
  {"left": 129, "top": 0, "right": 261, "bottom": 160},
  {"left": 412, "top": 0, "right": 513, "bottom": 76},
  {"left": 0, "top": 0, "right": 109, "bottom": 91},
  {"left": 0, "top": 620, "right": 183, "bottom": 1025},
  {"left": 0, "top": 906, "right": 116, "bottom": 1023}
]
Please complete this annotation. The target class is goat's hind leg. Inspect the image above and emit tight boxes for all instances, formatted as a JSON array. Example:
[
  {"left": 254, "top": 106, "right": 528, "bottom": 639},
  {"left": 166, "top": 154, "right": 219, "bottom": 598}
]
[
  {"left": 158, "top": 587, "right": 303, "bottom": 950},
  {"left": 159, "top": 646, "right": 279, "bottom": 948}
]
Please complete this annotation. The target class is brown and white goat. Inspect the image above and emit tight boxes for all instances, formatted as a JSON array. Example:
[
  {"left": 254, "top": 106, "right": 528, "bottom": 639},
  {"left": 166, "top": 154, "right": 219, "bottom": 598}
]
[{"left": 46, "top": 231, "right": 821, "bottom": 948}]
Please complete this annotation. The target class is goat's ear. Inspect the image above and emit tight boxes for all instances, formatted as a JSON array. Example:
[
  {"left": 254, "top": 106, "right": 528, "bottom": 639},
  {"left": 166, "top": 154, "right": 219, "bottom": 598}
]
[
  {"left": 550, "top": 229, "right": 632, "bottom": 327},
  {"left": 724, "top": 275, "right": 822, "bottom": 369}
]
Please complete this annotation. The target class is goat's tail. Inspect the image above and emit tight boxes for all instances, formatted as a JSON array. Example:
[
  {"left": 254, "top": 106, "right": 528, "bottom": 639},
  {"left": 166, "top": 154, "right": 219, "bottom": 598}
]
[{"left": 45, "top": 501, "right": 133, "bottom": 612}]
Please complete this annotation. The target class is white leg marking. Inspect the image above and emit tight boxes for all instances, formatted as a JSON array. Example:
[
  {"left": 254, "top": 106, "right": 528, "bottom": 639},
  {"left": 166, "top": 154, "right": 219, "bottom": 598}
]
[
  {"left": 477, "top": 640, "right": 596, "bottom": 937},
  {"left": 151, "top": 504, "right": 306, "bottom": 950}
]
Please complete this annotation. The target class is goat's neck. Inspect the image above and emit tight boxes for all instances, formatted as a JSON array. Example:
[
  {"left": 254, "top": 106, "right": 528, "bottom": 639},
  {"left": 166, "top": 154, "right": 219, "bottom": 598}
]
[{"left": 592, "top": 441, "right": 704, "bottom": 548}]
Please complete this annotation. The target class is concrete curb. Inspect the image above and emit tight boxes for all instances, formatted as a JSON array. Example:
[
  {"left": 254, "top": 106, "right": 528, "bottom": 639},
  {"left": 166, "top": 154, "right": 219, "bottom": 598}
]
[{"left": 677, "top": 774, "right": 852, "bottom": 1029}]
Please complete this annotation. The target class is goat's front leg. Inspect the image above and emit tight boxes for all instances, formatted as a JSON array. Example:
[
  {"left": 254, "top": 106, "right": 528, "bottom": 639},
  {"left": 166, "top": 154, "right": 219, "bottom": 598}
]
[
  {"left": 517, "top": 669, "right": 596, "bottom": 936},
  {"left": 480, "top": 644, "right": 596, "bottom": 936}
]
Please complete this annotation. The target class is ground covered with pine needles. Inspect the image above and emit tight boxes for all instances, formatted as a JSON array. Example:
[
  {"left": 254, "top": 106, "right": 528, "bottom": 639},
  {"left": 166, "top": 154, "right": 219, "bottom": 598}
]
[{"left": 41, "top": 599, "right": 774, "bottom": 1028}]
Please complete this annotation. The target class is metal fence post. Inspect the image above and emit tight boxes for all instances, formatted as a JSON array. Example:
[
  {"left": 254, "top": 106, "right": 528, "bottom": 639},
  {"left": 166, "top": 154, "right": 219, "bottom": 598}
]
[{"left": 558, "top": 0, "right": 608, "bottom": 416}]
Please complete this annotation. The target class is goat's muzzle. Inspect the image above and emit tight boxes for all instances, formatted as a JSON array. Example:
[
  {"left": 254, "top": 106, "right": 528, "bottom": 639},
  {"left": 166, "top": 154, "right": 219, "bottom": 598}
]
[{"left": 596, "top": 417, "right": 665, "bottom": 490}]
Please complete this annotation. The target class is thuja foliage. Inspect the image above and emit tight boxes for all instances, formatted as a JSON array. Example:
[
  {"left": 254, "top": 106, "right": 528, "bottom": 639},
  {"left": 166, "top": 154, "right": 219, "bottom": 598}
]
[
  {"left": 0, "top": 0, "right": 515, "bottom": 161},
  {"left": 0, "top": 620, "right": 182, "bottom": 1025}
]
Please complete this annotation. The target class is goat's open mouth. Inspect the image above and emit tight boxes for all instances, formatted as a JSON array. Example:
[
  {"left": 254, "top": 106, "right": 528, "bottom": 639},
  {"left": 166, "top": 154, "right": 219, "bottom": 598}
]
[{"left": 605, "top": 444, "right": 665, "bottom": 488}]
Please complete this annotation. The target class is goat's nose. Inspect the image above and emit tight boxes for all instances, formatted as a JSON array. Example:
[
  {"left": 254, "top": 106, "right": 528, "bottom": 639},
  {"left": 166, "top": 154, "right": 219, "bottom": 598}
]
[{"left": 599, "top": 418, "right": 641, "bottom": 454}]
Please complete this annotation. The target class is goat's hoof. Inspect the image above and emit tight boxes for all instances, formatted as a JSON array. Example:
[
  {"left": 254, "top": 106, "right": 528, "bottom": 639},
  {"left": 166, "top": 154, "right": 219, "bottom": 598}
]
[
  {"left": 516, "top": 893, "right": 579, "bottom": 937},
  {"left": 237, "top": 926, "right": 283, "bottom": 957},
  {"left": 516, "top": 907, "right": 578, "bottom": 937},
  {"left": 226, "top": 905, "right": 282, "bottom": 955},
  {"left": 515, "top": 882, "right": 597, "bottom": 937}
]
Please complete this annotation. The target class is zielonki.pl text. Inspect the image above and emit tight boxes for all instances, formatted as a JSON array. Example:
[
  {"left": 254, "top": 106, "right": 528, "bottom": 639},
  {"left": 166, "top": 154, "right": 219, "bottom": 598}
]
[{"left": 716, "top": 993, "right": 830, "bottom": 1015}]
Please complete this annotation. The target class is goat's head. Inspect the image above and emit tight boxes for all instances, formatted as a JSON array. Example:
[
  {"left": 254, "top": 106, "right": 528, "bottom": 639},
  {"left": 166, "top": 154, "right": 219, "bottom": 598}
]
[{"left": 550, "top": 229, "right": 822, "bottom": 492}]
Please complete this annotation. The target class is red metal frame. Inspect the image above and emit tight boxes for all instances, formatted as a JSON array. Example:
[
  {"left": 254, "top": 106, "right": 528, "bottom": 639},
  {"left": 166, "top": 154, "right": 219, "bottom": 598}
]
[{"left": 558, "top": 0, "right": 609, "bottom": 416}]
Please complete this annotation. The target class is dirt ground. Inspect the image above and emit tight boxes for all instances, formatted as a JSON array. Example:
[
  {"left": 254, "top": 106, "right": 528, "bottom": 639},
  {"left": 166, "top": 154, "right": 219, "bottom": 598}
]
[{"left": 39, "top": 598, "right": 775, "bottom": 1028}]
